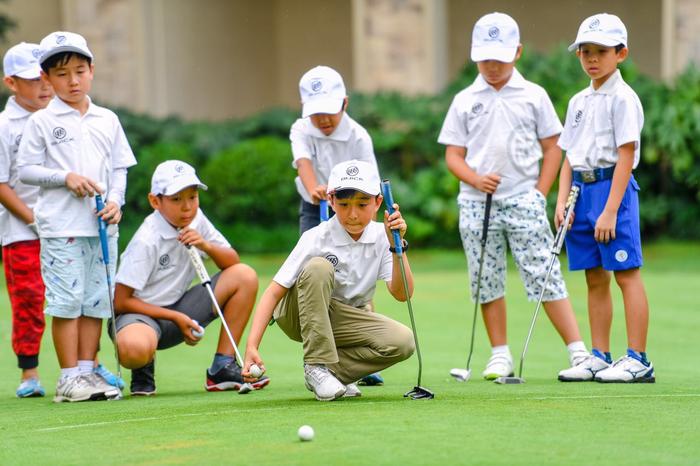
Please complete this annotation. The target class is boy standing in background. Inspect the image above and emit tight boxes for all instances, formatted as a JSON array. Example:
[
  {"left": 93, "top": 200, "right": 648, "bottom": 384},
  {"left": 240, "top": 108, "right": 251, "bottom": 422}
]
[
  {"left": 439, "top": 12, "right": 589, "bottom": 380},
  {"left": 556, "top": 14, "right": 654, "bottom": 383}
]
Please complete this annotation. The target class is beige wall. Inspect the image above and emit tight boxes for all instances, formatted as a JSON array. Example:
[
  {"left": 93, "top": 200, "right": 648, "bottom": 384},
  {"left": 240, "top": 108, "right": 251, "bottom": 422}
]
[
  {"left": 0, "top": 0, "right": 62, "bottom": 45},
  {"left": 447, "top": 0, "right": 663, "bottom": 80}
]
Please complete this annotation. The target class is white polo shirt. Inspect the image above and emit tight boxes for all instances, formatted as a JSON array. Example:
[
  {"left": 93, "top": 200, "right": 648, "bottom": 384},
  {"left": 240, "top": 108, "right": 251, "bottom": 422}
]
[
  {"left": 115, "top": 209, "right": 231, "bottom": 307},
  {"left": 17, "top": 96, "right": 136, "bottom": 238},
  {"left": 290, "top": 113, "right": 378, "bottom": 200},
  {"left": 438, "top": 68, "right": 562, "bottom": 201},
  {"left": 559, "top": 70, "right": 644, "bottom": 171},
  {"left": 0, "top": 97, "right": 40, "bottom": 245},
  {"left": 274, "top": 216, "right": 393, "bottom": 308}
]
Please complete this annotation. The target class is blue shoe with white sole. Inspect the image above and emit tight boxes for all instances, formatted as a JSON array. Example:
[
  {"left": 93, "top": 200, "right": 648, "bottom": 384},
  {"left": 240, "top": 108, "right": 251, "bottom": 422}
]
[
  {"left": 16, "top": 378, "right": 45, "bottom": 398},
  {"left": 358, "top": 372, "right": 384, "bottom": 386}
]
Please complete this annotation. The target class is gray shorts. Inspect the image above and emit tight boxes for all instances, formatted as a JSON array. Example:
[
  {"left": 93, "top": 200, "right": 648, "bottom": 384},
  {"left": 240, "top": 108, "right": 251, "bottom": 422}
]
[{"left": 111, "top": 273, "right": 221, "bottom": 350}]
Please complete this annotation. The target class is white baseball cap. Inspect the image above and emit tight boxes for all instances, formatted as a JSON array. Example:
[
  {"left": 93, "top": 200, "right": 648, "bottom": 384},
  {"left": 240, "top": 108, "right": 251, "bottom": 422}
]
[
  {"left": 327, "top": 160, "right": 380, "bottom": 196},
  {"left": 151, "top": 160, "right": 208, "bottom": 196},
  {"left": 299, "top": 65, "right": 347, "bottom": 118},
  {"left": 568, "top": 13, "right": 627, "bottom": 51},
  {"left": 39, "top": 31, "right": 93, "bottom": 64},
  {"left": 3, "top": 42, "right": 42, "bottom": 79},
  {"left": 471, "top": 12, "right": 520, "bottom": 63}
]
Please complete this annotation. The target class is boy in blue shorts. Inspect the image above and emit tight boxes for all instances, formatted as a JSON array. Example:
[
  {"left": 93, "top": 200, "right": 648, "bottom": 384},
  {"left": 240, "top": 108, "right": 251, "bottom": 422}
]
[
  {"left": 17, "top": 32, "right": 136, "bottom": 401},
  {"left": 556, "top": 13, "right": 654, "bottom": 383},
  {"left": 439, "top": 12, "right": 589, "bottom": 380},
  {"left": 112, "top": 160, "right": 268, "bottom": 396}
]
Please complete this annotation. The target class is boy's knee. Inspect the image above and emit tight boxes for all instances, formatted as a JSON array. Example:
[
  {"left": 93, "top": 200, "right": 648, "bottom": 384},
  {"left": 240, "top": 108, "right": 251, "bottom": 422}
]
[
  {"left": 391, "top": 324, "right": 416, "bottom": 361},
  {"left": 223, "top": 263, "right": 258, "bottom": 288},
  {"left": 299, "top": 257, "right": 334, "bottom": 283},
  {"left": 116, "top": 326, "right": 157, "bottom": 369},
  {"left": 585, "top": 268, "right": 611, "bottom": 288}
]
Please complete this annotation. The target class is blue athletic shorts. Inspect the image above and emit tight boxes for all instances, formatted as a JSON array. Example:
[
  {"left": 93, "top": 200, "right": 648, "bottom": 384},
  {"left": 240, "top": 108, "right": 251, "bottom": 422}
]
[{"left": 565, "top": 175, "right": 643, "bottom": 271}]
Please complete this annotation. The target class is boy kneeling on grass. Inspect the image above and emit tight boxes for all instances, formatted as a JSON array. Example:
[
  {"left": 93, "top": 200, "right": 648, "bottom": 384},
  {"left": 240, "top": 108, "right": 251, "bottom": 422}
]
[
  {"left": 243, "top": 159, "right": 415, "bottom": 401},
  {"left": 111, "top": 160, "right": 268, "bottom": 396}
]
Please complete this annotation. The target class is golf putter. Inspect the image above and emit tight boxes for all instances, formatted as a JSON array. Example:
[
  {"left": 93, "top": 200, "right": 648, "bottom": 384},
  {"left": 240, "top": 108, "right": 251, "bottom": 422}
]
[
  {"left": 183, "top": 244, "right": 254, "bottom": 394},
  {"left": 495, "top": 186, "right": 580, "bottom": 385},
  {"left": 381, "top": 180, "right": 434, "bottom": 400},
  {"left": 319, "top": 199, "right": 329, "bottom": 222},
  {"left": 450, "top": 193, "right": 493, "bottom": 382},
  {"left": 95, "top": 194, "right": 123, "bottom": 400}
]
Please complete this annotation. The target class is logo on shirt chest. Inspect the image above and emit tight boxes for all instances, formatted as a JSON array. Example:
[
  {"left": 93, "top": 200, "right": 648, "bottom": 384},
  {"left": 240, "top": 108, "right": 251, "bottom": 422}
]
[
  {"left": 157, "top": 253, "right": 175, "bottom": 271},
  {"left": 50, "top": 126, "right": 75, "bottom": 146},
  {"left": 468, "top": 102, "right": 487, "bottom": 122},
  {"left": 572, "top": 109, "right": 584, "bottom": 128},
  {"left": 324, "top": 254, "right": 340, "bottom": 272}
]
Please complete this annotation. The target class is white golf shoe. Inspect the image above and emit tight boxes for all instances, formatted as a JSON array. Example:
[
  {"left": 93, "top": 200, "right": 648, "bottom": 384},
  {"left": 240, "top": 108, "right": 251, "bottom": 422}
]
[
  {"left": 304, "top": 364, "right": 346, "bottom": 401},
  {"left": 482, "top": 353, "right": 513, "bottom": 380},
  {"left": 558, "top": 353, "right": 610, "bottom": 382},
  {"left": 343, "top": 383, "right": 362, "bottom": 398},
  {"left": 594, "top": 354, "right": 655, "bottom": 383}
]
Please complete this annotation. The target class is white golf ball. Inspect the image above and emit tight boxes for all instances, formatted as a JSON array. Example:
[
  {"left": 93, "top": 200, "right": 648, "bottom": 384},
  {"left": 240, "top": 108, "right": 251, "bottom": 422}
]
[
  {"left": 96, "top": 182, "right": 107, "bottom": 193},
  {"left": 191, "top": 319, "right": 204, "bottom": 339},
  {"left": 297, "top": 425, "right": 314, "bottom": 442},
  {"left": 249, "top": 364, "right": 263, "bottom": 378}
]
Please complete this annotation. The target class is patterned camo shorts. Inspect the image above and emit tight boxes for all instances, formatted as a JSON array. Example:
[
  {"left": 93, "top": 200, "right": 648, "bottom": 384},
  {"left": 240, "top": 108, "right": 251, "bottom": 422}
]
[{"left": 458, "top": 189, "right": 568, "bottom": 304}]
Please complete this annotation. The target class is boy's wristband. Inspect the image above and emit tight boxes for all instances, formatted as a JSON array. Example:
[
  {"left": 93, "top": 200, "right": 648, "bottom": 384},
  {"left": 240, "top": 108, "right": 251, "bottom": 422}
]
[{"left": 389, "top": 239, "right": 408, "bottom": 253}]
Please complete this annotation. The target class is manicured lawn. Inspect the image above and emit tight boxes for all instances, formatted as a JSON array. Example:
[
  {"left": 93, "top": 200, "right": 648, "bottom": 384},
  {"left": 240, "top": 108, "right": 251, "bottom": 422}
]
[{"left": 1, "top": 242, "right": 698, "bottom": 465}]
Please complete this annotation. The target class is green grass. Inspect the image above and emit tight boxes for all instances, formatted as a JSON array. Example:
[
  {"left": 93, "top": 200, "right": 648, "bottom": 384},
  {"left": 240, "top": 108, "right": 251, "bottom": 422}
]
[{"left": 1, "top": 242, "right": 699, "bottom": 465}]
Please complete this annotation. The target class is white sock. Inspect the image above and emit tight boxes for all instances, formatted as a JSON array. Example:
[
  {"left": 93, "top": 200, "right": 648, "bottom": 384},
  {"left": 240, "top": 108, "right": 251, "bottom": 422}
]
[
  {"left": 60, "top": 367, "right": 80, "bottom": 380},
  {"left": 78, "top": 360, "right": 94, "bottom": 375},
  {"left": 566, "top": 341, "right": 587, "bottom": 354},
  {"left": 492, "top": 345, "right": 510, "bottom": 356}
]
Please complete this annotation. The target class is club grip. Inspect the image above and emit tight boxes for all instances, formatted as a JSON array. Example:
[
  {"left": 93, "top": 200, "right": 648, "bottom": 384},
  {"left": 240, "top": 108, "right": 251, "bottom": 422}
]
[
  {"left": 482, "top": 193, "right": 493, "bottom": 245},
  {"left": 381, "top": 180, "right": 403, "bottom": 255},
  {"left": 95, "top": 195, "right": 110, "bottom": 266},
  {"left": 319, "top": 199, "right": 329, "bottom": 222},
  {"left": 185, "top": 244, "right": 211, "bottom": 284}
]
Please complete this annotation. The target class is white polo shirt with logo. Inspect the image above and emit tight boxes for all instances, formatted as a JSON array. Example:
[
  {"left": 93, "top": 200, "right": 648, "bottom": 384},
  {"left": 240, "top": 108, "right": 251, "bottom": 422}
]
[
  {"left": 290, "top": 113, "right": 378, "bottom": 200},
  {"left": 274, "top": 215, "right": 393, "bottom": 308},
  {"left": 115, "top": 209, "right": 231, "bottom": 307},
  {"left": 16, "top": 96, "right": 136, "bottom": 238},
  {"left": 0, "top": 97, "right": 40, "bottom": 245},
  {"left": 559, "top": 70, "right": 644, "bottom": 171},
  {"left": 438, "top": 68, "right": 563, "bottom": 201}
]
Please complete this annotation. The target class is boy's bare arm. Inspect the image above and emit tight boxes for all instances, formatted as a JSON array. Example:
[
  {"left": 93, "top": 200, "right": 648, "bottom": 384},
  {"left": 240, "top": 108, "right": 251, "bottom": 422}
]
[
  {"left": 595, "top": 143, "right": 635, "bottom": 243},
  {"left": 445, "top": 145, "right": 500, "bottom": 193},
  {"left": 297, "top": 158, "right": 325, "bottom": 202},
  {"left": 0, "top": 183, "right": 33, "bottom": 224},
  {"left": 536, "top": 135, "right": 562, "bottom": 196},
  {"left": 383, "top": 205, "right": 414, "bottom": 301},
  {"left": 178, "top": 227, "right": 240, "bottom": 270},
  {"left": 113, "top": 283, "right": 201, "bottom": 345},
  {"left": 243, "top": 281, "right": 288, "bottom": 374}
]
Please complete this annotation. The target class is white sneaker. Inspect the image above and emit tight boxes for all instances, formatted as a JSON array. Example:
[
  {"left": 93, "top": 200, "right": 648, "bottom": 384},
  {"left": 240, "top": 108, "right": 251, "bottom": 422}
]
[
  {"left": 53, "top": 375, "right": 104, "bottom": 403},
  {"left": 558, "top": 353, "right": 610, "bottom": 382},
  {"left": 303, "top": 364, "right": 346, "bottom": 401},
  {"left": 88, "top": 372, "right": 122, "bottom": 399},
  {"left": 343, "top": 383, "right": 362, "bottom": 398},
  {"left": 482, "top": 353, "right": 513, "bottom": 380},
  {"left": 594, "top": 355, "right": 655, "bottom": 383}
]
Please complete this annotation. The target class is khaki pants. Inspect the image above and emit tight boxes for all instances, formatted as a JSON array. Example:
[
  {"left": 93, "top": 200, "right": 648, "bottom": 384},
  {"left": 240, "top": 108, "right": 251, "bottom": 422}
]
[{"left": 274, "top": 257, "right": 415, "bottom": 384}]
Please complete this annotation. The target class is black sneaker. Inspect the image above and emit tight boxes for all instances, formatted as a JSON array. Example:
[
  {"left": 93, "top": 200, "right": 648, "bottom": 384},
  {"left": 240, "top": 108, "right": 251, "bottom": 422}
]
[
  {"left": 205, "top": 361, "right": 270, "bottom": 392},
  {"left": 130, "top": 360, "right": 156, "bottom": 396}
]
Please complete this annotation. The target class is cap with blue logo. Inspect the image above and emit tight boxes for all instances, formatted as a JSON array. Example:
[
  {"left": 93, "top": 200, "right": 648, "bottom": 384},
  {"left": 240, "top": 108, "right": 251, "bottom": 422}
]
[
  {"left": 568, "top": 13, "right": 627, "bottom": 51},
  {"left": 3, "top": 42, "right": 42, "bottom": 79},
  {"left": 39, "top": 31, "right": 93, "bottom": 64},
  {"left": 471, "top": 12, "right": 520, "bottom": 63},
  {"left": 299, "top": 65, "right": 347, "bottom": 118}
]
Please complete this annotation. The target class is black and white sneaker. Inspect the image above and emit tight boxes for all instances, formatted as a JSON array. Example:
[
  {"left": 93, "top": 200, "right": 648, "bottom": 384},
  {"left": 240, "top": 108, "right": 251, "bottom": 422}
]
[
  {"left": 205, "top": 361, "right": 270, "bottom": 392},
  {"left": 130, "top": 360, "right": 156, "bottom": 396}
]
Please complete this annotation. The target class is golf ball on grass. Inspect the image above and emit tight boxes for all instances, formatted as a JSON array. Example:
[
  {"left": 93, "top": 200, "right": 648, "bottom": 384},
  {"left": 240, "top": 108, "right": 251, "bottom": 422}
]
[
  {"left": 298, "top": 425, "right": 314, "bottom": 442},
  {"left": 249, "top": 364, "right": 263, "bottom": 378}
]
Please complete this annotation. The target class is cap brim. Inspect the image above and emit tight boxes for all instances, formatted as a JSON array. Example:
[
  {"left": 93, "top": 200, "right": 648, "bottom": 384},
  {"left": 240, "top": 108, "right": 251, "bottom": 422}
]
[
  {"left": 302, "top": 98, "right": 344, "bottom": 118},
  {"left": 568, "top": 34, "right": 625, "bottom": 51},
  {"left": 471, "top": 46, "right": 517, "bottom": 63},
  {"left": 327, "top": 185, "right": 379, "bottom": 196},
  {"left": 13, "top": 67, "right": 42, "bottom": 79},
  {"left": 160, "top": 181, "right": 208, "bottom": 196},
  {"left": 40, "top": 46, "right": 93, "bottom": 64}
]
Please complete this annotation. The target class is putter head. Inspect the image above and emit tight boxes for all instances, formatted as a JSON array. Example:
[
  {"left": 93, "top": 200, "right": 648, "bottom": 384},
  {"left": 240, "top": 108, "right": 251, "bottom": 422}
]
[
  {"left": 494, "top": 376, "right": 525, "bottom": 385},
  {"left": 238, "top": 383, "right": 254, "bottom": 394},
  {"left": 449, "top": 368, "right": 471, "bottom": 382},
  {"left": 404, "top": 385, "right": 435, "bottom": 400}
]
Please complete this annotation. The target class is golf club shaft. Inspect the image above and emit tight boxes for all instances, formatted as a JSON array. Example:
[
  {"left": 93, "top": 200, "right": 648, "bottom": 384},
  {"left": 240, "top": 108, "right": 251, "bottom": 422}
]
[
  {"left": 95, "top": 195, "right": 122, "bottom": 380},
  {"left": 516, "top": 186, "right": 580, "bottom": 378},
  {"left": 381, "top": 180, "right": 424, "bottom": 386},
  {"left": 184, "top": 245, "right": 245, "bottom": 367},
  {"left": 465, "top": 193, "right": 493, "bottom": 371}
]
